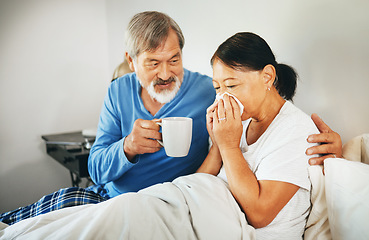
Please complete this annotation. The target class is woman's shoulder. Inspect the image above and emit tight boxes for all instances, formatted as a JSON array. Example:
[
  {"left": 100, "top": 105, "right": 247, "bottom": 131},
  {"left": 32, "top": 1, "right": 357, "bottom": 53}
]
[
  {"left": 269, "top": 101, "right": 320, "bottom": 139},
  {"left": 280, "top": 102, "right": 318, "bottom": 130}
]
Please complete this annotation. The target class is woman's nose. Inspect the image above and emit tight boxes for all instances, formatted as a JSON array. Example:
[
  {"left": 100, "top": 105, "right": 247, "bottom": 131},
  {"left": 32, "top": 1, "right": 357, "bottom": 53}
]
[{"left": 217, "top": 88, "right": 227, "bottom": 96}]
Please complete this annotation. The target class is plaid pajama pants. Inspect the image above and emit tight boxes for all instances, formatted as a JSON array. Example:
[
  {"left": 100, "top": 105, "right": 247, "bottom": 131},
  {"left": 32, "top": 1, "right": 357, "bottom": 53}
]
[{"left": 0, "top": 186, "right": 108, "bottom": 226}]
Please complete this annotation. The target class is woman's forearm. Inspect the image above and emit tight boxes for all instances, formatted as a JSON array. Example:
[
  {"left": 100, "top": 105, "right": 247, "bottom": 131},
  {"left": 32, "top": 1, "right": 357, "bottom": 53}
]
[
  {"left": 220, "top": 147, "right": 300, "bottom": 228},
  {"left": 220, "top": 148, "right": 259, "bottom": 204},
  {"left": 196, "top": 146, "right": 222, "bottom": 175}
]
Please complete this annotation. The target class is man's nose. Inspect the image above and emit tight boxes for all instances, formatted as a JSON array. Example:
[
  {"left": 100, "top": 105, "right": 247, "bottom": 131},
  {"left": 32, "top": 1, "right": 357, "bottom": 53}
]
[{"left": 157, "top": 63, "right": 171, "bottom": 80}]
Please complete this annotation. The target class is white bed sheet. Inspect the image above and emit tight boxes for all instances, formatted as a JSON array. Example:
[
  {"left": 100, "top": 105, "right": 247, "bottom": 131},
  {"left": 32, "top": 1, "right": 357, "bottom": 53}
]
[{"left": 0, "top": 173, "right": 256, "bottom": 240}]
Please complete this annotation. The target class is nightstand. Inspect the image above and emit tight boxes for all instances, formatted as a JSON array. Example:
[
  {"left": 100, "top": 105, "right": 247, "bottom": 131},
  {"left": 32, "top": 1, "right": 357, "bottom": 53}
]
[{"left": 41, "top": 131, "right": 95, "bottom": 187}]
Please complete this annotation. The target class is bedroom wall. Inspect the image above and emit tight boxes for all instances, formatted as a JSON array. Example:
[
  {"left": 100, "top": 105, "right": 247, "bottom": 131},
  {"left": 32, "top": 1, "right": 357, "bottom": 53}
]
[
  {"left": 105, "top": 0, "right": 369, "bottom": 145},
  {"left": 1, "top": 0, "right": 369, "bottom": 213},
  {"left": 0, "top": 0, "right": 110, "bottom": 212}
]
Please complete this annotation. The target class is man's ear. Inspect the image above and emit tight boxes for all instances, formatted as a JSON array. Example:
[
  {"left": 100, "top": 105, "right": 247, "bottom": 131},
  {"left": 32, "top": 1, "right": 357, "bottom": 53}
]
[
  {"left": 262, "top": 64, "right": 276, "bottom": 88},
  {"left": 125, "top": 52, "right": 135, "bottom": 72}
]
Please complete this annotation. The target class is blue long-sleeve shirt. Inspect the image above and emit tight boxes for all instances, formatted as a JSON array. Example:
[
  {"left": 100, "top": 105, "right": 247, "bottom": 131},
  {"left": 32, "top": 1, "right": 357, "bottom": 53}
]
[{"left": 88, "top": 69, "right": 215, "bottom": 198}]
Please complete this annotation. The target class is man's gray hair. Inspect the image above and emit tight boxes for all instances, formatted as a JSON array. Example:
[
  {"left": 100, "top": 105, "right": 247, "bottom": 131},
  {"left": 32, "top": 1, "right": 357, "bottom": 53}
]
[{"left": 125, "top": 11, "right": 185, "bottom": 59}]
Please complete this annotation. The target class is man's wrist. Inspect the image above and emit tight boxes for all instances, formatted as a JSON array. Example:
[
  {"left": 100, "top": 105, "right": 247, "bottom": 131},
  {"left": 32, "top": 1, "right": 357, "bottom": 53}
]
[{"left": 123, "top": 138, "right": 137, "bottom": 163}]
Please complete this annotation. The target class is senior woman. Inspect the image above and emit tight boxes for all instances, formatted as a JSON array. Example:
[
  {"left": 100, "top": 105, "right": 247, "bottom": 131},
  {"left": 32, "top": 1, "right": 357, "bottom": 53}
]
[{"left": 197, "top": 32, "right": 318, "bottom": 239}]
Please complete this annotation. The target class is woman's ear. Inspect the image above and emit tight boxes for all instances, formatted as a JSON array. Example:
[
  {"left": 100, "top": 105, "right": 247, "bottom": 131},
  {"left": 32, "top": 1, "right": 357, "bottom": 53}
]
[
  {"left": 262, "top": 64, "right": 276, "bottom": 88},
  {"left": 125, "top": 52, "right": 135, "bottom": 72}
]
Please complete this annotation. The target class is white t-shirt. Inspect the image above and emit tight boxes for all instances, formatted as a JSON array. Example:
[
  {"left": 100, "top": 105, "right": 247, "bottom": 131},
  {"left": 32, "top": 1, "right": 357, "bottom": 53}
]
[{"left": 217, "top": 101, "right": 319, "bottom": 240}]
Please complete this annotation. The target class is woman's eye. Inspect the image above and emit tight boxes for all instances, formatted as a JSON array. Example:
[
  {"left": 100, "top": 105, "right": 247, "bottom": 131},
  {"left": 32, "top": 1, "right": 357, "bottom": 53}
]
[{"left": 226, "top": 85, "right": 236, "bottom": 89}]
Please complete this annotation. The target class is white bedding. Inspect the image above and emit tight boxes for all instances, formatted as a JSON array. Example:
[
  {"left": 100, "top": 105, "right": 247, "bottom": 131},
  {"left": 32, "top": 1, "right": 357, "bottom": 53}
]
[{"left": 0, "top": 173, "right": 256, "bottom": 240}]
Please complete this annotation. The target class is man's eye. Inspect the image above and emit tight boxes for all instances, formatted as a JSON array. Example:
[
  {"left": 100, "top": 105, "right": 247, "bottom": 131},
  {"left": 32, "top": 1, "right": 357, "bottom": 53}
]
[
  {"left": 148, "top": 62, "right": 158, "bottom": 68},
  {"left": 226, "top": 85, "right": 236, "bottom": 89}
]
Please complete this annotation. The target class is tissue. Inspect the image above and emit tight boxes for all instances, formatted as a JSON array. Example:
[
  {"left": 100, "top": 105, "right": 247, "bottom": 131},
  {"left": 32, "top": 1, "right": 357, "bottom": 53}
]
[{"left": 215, "top": 92, "right": 244, "bottom": 116}]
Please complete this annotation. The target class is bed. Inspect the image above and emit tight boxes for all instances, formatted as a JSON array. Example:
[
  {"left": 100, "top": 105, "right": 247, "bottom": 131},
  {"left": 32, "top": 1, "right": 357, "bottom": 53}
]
[{"left": 1, "top": 134, "right": 369, "bottom": 240}]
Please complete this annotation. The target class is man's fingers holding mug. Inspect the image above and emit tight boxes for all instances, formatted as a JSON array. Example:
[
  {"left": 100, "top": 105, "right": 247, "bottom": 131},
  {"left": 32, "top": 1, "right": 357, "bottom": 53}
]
[
  {"left": 133, "top": 119, "right": 161, "bottom": 141},
  {"left": 134, "top": 138, "right": 162, "bottom": 154},
  {"left": 137, "top": 119, "right": 160, "bottom": 131}
]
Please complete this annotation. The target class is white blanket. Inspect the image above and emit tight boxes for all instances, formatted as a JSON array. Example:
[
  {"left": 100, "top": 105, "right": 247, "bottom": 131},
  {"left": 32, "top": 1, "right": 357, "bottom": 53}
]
[{"left": 0, "top": 173, "right": 256, "bottom": 240}]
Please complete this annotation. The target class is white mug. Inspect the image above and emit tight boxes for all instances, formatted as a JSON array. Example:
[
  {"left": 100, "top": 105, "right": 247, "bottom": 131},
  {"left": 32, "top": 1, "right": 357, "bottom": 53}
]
[{"left": 156, "top": 117, "right": 193, "bottom": 157}]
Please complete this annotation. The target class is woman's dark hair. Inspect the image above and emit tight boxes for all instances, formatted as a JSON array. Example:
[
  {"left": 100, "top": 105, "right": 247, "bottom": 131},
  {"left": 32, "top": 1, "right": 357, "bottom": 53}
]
[{"left": 211, "top": 32, "right": 297, "bottom": 101}]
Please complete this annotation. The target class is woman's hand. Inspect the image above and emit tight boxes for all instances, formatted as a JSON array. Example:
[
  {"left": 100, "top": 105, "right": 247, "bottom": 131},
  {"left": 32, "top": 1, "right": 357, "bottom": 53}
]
[
  {"left": 212, "top": 94, "right": 243, "bottom": 150},
  {"left": 206, "top": 100, "right": 219, "bottom": 148}
]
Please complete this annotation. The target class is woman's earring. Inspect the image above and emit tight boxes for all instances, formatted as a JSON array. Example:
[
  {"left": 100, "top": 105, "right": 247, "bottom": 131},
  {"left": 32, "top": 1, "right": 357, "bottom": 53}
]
[{"left": 267, "top": 87, "right": 271, "bottom": 91}]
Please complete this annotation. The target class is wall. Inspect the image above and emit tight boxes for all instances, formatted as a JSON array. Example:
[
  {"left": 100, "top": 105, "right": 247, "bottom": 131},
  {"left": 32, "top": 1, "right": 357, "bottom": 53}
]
[
  {"left": 1, "top": 0, "right": 369, "bottom": 212},
  {"left": 0, "top": 0, "right": 110, "bottom": 212}
]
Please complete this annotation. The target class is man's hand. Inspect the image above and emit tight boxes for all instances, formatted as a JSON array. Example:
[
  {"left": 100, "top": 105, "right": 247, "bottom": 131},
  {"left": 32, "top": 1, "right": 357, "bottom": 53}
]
[
  {"left": 123, "top": 119, "right": 162, "bottom": 162},
  {"left": 306, "top": 113, "right": 343, "bottom": 165}
]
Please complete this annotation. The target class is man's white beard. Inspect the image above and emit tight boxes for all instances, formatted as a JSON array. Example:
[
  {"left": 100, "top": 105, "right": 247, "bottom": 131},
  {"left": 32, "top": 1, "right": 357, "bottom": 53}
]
[{"left": 143, "top": 76, "right": 181, "bottom": 104}]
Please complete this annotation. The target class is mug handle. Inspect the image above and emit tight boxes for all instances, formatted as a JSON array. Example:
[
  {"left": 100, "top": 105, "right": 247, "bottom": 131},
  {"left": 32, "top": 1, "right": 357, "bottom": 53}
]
[{"left": 155, "top": 122, "right": 164, "bottom": 147}]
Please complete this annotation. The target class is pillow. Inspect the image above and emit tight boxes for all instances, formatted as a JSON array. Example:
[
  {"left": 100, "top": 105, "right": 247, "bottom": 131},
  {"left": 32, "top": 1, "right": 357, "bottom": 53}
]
[
  {"left": 304, "top": 165, "right": 331, "bottom": 240},
  {"left": 342, "top": 133, "right": 369, "bottom": 163},
  {"left": 362, "top": 134, "right": 369, "bottom": 164},
  {"left": 342, "top": 135, "right": 362, "bottom": 162},
  {"left": 324, "top": 158, "right": 369, "bottom": 240}
]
